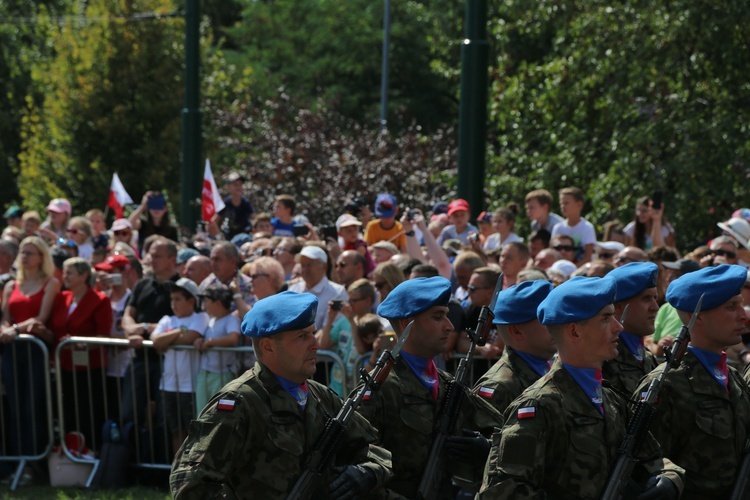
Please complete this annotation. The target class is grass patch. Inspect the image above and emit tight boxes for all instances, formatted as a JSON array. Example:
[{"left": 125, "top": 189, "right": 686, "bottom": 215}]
[{"left": 0, "top": 486, "right": 169, "bottom": 499}]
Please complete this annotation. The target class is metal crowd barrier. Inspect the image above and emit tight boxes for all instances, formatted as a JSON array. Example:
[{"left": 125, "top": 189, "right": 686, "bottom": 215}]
[
  {"left": 0, "top": 334, "right": 54, "bottom": 491},
  {"left": 54, "top": 337, "right": 346, "bottom": 485}
]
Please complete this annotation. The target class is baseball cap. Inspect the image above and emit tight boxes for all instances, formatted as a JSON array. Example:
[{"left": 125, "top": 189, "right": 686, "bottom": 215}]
[
  {"left": 375, "top": 193, "right": 397, "bottom": 218},
  {"left": 477, "top": 211, "right": 492, "bottom": 223},
  {"left": 371, "top": 241, "right": 398, "bottom": 255},
  {"left": 297, "top": 245, "right": 328, "bottom": 263},
  {"left": 3, "top": 205, "right": 22, "bottom": 219},
  {"left": 661, "top": 259, "right": 701, "bottom": 273},
  {"left": 336, "top": 214, "right": 363, "bottom": 231},
  {"left": 224, "top": 171, "right": 246, "bottom": 183},
  {"left": 447, "top": 199, "right": 470, "bottom": 217},
  {"left": 717, "top": 217, "right": 750, "bottom": 250},
  {"left": 432, "top": 201, "right": 449, "bottom": 216},
  {"left": 94, "top": 254, "right": 131, "bottom": 273},
  {"left": 177, "top": 248, "right": 200, "bottom": 265},
  {"left": 169, "top": 277, "right": 201, "bottom": 303},
  {"left": 46, "top": 198, "right": 72, "bottom": 215},
  {"left": 111, "top": 219, "right": 133, "bottom": 232}
]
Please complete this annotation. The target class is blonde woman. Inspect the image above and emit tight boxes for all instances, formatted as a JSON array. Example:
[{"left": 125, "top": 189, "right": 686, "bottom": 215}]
[{"left": 0, "top": 236, "right": 60, "bottom": 461}]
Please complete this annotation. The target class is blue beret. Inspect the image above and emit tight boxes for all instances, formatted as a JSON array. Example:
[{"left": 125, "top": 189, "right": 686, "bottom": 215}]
[
  {"left": 537, "top": 276, "right": 618, "bottom": 325},
  {"left": 666, "top": 264, "right": 747, "bottom": 312},
  {"left": 241, "top": 291, "right": 318, "bottom": 338},
  {"left": 493, "top": 280, "right": 554, "bottom": 325},
  {"left": 377, "top": 277, "right": 452, "bottom": 319},
  {"left": 607, "top": 262, "right": 658, "bottom": 302}
]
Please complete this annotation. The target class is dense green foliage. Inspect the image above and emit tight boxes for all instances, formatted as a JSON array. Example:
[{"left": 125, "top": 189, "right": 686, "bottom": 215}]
[{"left": 4, "top": 0, "right": 749, "bottom": 249}]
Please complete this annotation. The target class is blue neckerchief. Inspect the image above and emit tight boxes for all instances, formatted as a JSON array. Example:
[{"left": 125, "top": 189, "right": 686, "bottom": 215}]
[
  {"left": 562, "top": 363, "right": 604, "bottom": 415},
  {"left": 401, "top": 350, "right": 439, "bottom": 399},
  {"left": 273, "top": 374, "right": 309, "bottom": 409},
  {"left": 688, "top": 346, "right": 728, "bottom": 392},
  {"left": 515, "top": 349, "right": 552, "bottom": 377},
  {"left": 619, "top": 331, "right": 645, "bottom": 363}
]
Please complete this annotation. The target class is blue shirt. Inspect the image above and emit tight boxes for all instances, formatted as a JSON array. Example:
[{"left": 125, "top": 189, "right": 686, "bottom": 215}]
[
  {"left": 273, "top": 374, "right": 309, "bottom": 409},
  {"left": 271, "top": 217, "right": 295, "bottom": 237},
  {"left": 401, "top": 351, "right": 439, "bottom": 399}
]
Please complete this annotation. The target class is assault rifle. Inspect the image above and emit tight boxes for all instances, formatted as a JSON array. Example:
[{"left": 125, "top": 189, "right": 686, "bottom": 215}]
[
  {"left": 601, "top": 294, "right": 704, "bottom": 500},
  {"left": 286, "top": 321, "right": 414, "bottom": 500},
  {"left": 416, "top": 274, "right": 503, "bottom": 499}
]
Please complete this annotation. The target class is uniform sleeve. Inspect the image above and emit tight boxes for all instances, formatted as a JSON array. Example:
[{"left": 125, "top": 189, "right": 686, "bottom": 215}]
[
  {"left": 170, "top": 392, "right": 251, "bottom": 498},
  {"left": 479, "top": 398, "right": 553, "bottom": 499}
]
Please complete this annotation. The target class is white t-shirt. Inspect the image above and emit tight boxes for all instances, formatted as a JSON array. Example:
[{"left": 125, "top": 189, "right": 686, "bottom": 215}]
[
  {"left": 483, "top": 232, "right": 523, "bottom": 251},
  {"left": 157, "top": 312, "right": 209, "bottom": 393},
  {"left": 551, "top": 218, "right": 597, "bottom": 248},
  {"left": 107, "top": 290, "right": 133, "bottom": 378},
  {"left": 200, "top": 314, "right": 241, "bottom": 374}
]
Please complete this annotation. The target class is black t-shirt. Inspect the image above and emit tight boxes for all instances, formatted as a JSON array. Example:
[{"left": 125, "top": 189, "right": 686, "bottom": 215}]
[
  {"left": 219, "top": 196, "right": 254, "bottom": 239},
  {"left": 138, "top": 219, "right": 179, "bottom": 253},
  {"left": 127, "top": 273, "right": 180, "bottom": 358}
]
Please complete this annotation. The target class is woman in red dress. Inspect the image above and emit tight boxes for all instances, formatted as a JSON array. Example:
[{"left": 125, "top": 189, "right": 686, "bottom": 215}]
[
  {"left": 48, "top": 257, "right": 112, "bottom": 449},
  {"left": 0, "top": 236, "right": 60, "bottom": 459}
]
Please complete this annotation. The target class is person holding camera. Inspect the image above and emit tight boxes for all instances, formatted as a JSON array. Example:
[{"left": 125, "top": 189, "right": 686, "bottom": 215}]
[{"left": 129, "top": 191, "right": 179, "bottom": 254}]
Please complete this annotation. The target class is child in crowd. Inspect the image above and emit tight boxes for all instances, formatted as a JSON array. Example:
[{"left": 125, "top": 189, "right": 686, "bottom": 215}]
[
  {"left": 41, "top": 198, "right": 72, "bottom": 241},
  {"left": 271, "top": 194, "right": 296, "bottom": 237},
  {"left": 151, "top": 278, "right": 209, "bottom": 458},
  {"left": 86, "top": 208, "right": 110, "bottom": 250},
  {"left": 475, "top": 211, "right": 494, "bottom": 247},
  {"left": 437, "top": 198, "right": 478, "bottom": 246},
  {"left": 65, "top": 216, "right": 94, "bottom": 260},
  {"left": 525, "top": 189, "right": 564, "bottom": 233},
  {"left": 193, "top": 284, "right": 241, "bottom": 412},
  {"left": 336, "top": 214, "right": 375, "bottom": 275},
  {"left": 484, "top": 204, "right": 523, "bottom": 250},
  {"left": 253, "top": 212, "right": 274, "bottom": 234},
  {"left": 21, "top": 210, "right": 41, "bottom": 238},
  {"left": 551, "top": 187, "right": 596, "bottom": 265},
  {"left": 363, "top": 193, "right": 406, "bottom": 252}
]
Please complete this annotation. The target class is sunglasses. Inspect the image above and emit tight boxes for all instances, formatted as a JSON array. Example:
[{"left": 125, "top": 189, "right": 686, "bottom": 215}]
[
  {"left": 467, "top": 285, "right": 491, "bottom": 292},
  {"left": 66, "top": 227, "right": 81, "bottom": 235},
  {"left": 553, "top": 245, "right": 575, "bottom": 252},
  {"left": 615, "top": 256, "right": 635, "bottom": 264},
  {"left": 713, "top": 249, "right": 737, "bottom": 259},
  {"left": 114, "top": 230, "right": 131, "bottom": 237},
  {"left": 335, "top": 262, "right": 351, "bottom": 268},
  {"left": 597, "top": 252, "right": 615, "bottom": 259},
  {"left": 374, "top": 282, "right": 387, "bottom": 290}
]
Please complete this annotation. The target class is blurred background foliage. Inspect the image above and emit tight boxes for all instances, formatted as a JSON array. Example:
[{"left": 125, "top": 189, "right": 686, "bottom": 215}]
[{"left": 2, "top": 0, "right": 749, "bottom": 250}]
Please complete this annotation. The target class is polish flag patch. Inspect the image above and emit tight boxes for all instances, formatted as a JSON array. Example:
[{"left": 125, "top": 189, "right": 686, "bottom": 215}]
[
  {"left": 518, "top": 407, "right": 536, "bottom": 419},
  {"left": 362, "top": 390, "right": 372, "bottom": 401},
  {"left": 217, "top": 399, "right": 236, "bottom": 411},
  {"left": 478, "top": 387, "right": 495, "bottom": 399}
]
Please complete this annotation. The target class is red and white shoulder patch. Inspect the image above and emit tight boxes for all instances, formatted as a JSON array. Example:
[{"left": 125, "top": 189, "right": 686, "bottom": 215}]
[
  {"left": 517, "top": 406, "right": 536, "bottom": 419},
  {"left": 478, "top": 387, "right": 495, "bottom": 399},
  {"left": 217, "top": 398, "right": 236, "bottom": 411}
]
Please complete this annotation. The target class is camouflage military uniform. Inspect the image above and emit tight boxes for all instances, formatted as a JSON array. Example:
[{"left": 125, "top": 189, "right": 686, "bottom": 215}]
[
  {"left": 170, "top": 362, "right": 392, "bottom": 499},
  {"left": 602, "top": 336, "right": 658, "bottom": 396},
  {"left": 635, "top": 350, "right": 750, "bottom": 498},
  {"left": 356, "top": 357, "right": 503, "bottom": 499},
  {"left": 479, "top": 361, "right": 684, "bottom": 499},
  {"left": 472, "top": 347, "right": 545, "bottom": 414}
]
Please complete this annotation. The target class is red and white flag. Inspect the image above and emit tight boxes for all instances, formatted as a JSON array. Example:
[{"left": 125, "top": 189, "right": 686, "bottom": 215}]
[
  {"left": 202, "top": 159, "right": 225, "bottom": 222},
  {"left": 107, "top": 173, "right": 133, "bottom": 219}
]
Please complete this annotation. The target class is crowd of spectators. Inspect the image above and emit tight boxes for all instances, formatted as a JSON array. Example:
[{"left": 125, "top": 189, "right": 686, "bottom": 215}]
[{"left": 1, "top": 175, "right": 749, "bottom": 484}]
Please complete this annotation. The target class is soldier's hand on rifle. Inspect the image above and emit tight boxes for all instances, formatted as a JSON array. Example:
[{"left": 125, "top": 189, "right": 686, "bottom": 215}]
[
  {"left": 445, "top": 429, "right": 490, "bottom": 465},
  {"left": 637, "top": 475, "right": 678, "bottom": 500},
  {"left": 328, "top": 465, "right": 376, "bottom": 500}
]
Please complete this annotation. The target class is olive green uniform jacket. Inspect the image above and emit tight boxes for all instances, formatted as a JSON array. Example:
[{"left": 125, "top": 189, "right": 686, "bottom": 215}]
[
  {"left": 356, "top": 356, "right": 503, "bottom": 499},
  {"left": 479, "top": 361, "right": 684, "bottom": 499},
  {"left": 170, "top": 362, "right": 392, "bottom": 499},
  {"left": 472, "top": 347, "right": 545, "bottom": 415},
  {"left": 635, "top": 350, "right": 750, "bottom": 499},
  {"left": 603, "top": 336, "right": 658, "bottom": 396}
]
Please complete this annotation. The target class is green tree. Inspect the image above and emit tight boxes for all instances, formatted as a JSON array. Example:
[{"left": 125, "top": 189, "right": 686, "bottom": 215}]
[
  {"left": 18, "top": 0, "right": 185, "bottom": 215},
  {"left": 486, "top": 0, "right": 750, "bottom": 250}
]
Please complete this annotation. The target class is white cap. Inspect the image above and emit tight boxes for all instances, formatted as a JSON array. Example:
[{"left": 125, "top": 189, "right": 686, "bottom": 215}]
[
  {"left": 595, "top": 241, "right": 625, "bottom": 252},
  {"left": 717, "top": 217, "right": 750, "bottom": 250},
  {"left": 336, "top": 214, "right": 362, "bottom": 231},
  {"left": 298, "top": 245, "right": 328, "bottom": 263},
  {"left": 549, "top": 259, "right": 577, "bottom": 278}
]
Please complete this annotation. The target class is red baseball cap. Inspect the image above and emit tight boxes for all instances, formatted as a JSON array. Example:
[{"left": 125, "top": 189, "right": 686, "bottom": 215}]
[
  {"left": 94, "top": 254, "right": 131, "bottom": 273},
  {"left": 447, "top": 199, "right": 470, "bottom": 216}
]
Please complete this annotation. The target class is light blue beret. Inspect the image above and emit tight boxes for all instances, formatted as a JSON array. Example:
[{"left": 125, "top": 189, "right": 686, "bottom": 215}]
[
  {"left": 377, "top": 277, "right": 452, "bottom": 319},
  {"left": 607, "top": 262, "right": 658, "bottom": 302},
  {"left": 666, "top": 264, "right": 747, "bottom": 312},
  {"left": 241, "top": 291, "right": 318, "bottom": 338},
  {"left": 537, "top": 276, "right": 617, "bottom": 325},
  {"left": 493, "top": 280, "right": 554, "bottom": 325}
]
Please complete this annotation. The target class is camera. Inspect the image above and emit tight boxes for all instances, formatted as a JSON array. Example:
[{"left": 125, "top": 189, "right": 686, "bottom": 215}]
[
  {"left": 408, "top": 209, "right": 418, "bottom": 221},
  {"left": 330, "top": 300, "right": 343, "bottom": 311}
]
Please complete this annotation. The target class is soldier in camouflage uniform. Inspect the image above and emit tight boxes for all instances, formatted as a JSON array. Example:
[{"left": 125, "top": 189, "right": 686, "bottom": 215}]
[
  {"left": 480, "top": 276, "right": 684, "bottom": 499},
  {"left": 473, "top": 280, "right": 556, "bottom": 414},
  {"left": 635, "top": 264, "right": 750, "bottom": 498},
  {"left": 356, "top": 277, "right": 503, "bottom": 499},
  {"left": 170, "top": 291, "right": 392, "bottom": 499},
  {"left": 602, "top": 262, "right": 660, "bottom": 396}
]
